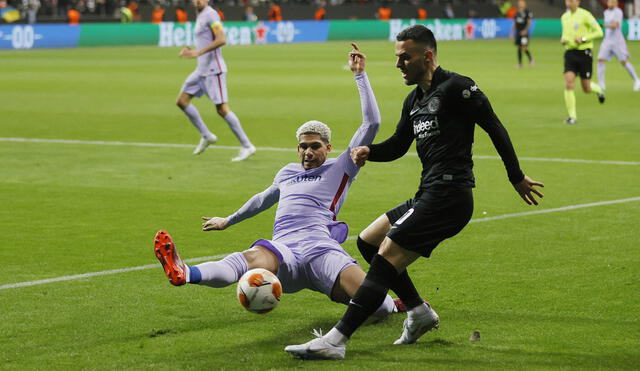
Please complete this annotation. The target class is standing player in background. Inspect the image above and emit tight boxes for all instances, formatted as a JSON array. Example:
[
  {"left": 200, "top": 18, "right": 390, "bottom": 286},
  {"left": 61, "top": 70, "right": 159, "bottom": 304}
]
[
  {"left": 155, "top": 45, "right": 410, "bottom": 320},
  {"left": 177, "top": 0, "right": 256, "bottom": 161},
  {"left": 513, "top": 0, "right": 534, "bottom": 68},
  {"left": 596, "top": 0, "right": 640, "bottom": 91},
  {"left": 560, "top": 0, "right": 604, "bottom": 125}
]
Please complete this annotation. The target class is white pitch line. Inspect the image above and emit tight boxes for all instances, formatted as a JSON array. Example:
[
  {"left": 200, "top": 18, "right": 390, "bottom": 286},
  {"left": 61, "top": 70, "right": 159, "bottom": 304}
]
[
  {"left": 2, "top": 196, "right": 639, "bottom": 291},
  {"left": 2, "top": 137, "right": 639, "bottom": 166},
  {"left": 0, "top": 254, "right": 227, "bottom": 290}
]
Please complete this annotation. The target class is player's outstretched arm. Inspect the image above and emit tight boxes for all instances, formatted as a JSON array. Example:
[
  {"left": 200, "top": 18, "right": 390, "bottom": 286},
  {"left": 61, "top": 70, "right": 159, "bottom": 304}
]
[
  {"left": 347, "top": 43, "right": 381, "bottom": 151},
  {"left": 513, "top": 175, "right": 544, "bottom": 205},
  {"left": 201, "top": 184, "right": 279, "bottom": 231}
]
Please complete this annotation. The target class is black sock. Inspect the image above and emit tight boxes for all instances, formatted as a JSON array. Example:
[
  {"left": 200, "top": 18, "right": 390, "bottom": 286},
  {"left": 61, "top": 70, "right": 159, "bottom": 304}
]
[
  {"left": 525, "top": 50, "right": 532, "bottom": 61},
  {"left": 518, "top": 49, "right": 522, "bottom": 65},
  {"left": 336, "top": 254, "right": 398, "bottom": 338},
  {"left": 356, "top": 236, "right": 377, "bottom": 264},
  {"left": 357, "top": 236, "right": 424, "bottom": 310}
]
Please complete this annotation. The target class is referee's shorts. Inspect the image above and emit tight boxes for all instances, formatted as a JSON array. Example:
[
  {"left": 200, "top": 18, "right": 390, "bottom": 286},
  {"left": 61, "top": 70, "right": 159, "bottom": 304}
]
[
  {"left": 385, "top": 188, "right": 473, "bottom": 258},
  {"left": 564, "top": 49, "right": 594, "bottom": 79}
]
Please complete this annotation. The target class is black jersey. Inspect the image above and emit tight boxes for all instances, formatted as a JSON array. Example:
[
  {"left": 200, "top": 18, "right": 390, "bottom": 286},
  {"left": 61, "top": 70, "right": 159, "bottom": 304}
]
[
  {"left": 515, "top": 9, "right": 533, "bottom": 32},
  {"left": 368, "top": 67, "right": 524, "bottom": 191}
]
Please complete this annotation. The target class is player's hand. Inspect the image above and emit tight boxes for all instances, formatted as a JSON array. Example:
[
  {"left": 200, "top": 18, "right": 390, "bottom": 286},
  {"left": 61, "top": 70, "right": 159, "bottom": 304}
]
[
  {"left": 513, "top": 175, "right": 544, "bottom": 205},
  {"left": 179, "top": 47, "right": 198, "bottom": 59},
  {"left": 201, "top": 216, "right": 229, "bottom": 231},
  {"left": 560, "top": 39, "right": 567, "bottom": 45},
  {"left": 348, "top": 43, "right": 366, "bottom": 74},
  {"left": 350, "top": 146, "right": 370, "bottom": 167},
  {"left": 574, "top": 37, "right": 583, "bottom": 44}
]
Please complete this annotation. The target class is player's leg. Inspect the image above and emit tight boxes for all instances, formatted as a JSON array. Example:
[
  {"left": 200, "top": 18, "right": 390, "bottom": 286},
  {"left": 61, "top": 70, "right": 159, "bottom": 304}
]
[
  {"left": 564, "top": 70, "right": 578, "bottom": 123},
  {"left": 329, "top": 263, "right": 396, "bottom": 319},
  {"left": 191, "top": 245, "right": 278, "bottom": 288},
  {"left": 209, "top": 73, "right": 256, "bottom": 161},
  {"left": 285, "top": 190, "right": 473, "bottom": 359},
  {"left": 616, "top": 43, "right": 640, "bottom": 90},
  {"left": 358, "top": 205, "right": 426, "bottom": 312},
  {"left": 178, "top": 73, "right": 218, "bottom": 154},
  {"left": 523, "top": 44, "right": 533, "bottom": 65},
  {"left": 517, "top": 45, "right": 523, "bottom": 68},
  {"left": 154, "top": 232, "right": 280, "bottom": 288},
  {"left": 597, "top": 58, "right": 607, "bottom": 90},
  {"left": 578, "top": 49, "right": 604, "bottom": 102}
]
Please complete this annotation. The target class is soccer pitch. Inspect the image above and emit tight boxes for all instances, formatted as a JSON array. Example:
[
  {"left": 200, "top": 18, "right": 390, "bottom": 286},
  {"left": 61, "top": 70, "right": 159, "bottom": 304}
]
[{"left": 1, "top": 39, "right": 639, "bottom": 369}]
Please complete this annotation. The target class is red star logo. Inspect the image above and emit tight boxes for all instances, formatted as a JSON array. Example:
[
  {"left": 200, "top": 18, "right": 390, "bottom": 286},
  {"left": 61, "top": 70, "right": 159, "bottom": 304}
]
[
  {"left": 253, "top": 22, "right": 269, "bottom": 44},
  {"left": 464, "top": 20, "right": 476, "bottom": 39}
]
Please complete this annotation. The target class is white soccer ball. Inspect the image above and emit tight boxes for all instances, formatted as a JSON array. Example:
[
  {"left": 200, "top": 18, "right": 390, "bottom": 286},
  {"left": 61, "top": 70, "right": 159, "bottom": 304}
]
[{"left": 237, "top": 268, "right": 282, "bottom": 314}]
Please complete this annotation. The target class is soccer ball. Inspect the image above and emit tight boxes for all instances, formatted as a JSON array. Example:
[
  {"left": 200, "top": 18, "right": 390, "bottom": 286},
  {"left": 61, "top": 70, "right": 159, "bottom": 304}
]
[{"left": 237, "top": 268, "right": 282, "bottom": 314}]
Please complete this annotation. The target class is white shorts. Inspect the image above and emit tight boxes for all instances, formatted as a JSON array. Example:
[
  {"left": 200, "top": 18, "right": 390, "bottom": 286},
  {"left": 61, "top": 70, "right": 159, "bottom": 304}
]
[
  {"left": 251, "top": 238, "right": 357, "bottom": 298},
  {"left": 180, "top": 71, "right": 228, "bottom": 104},
  {"left": 598, "top": 40, "right": 630, "bottom": 62}
]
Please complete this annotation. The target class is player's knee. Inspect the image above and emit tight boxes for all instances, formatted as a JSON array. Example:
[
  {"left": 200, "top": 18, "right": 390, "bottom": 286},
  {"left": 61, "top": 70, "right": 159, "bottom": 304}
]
[
  {"left": 216, "top": 104, "right": 229, "bottom": 117},
  {"left": 242, "top": 246, "right": 279, "bottom": 273},
  {"left": 176, "top": 99, "right": 188, "bottom": 109}
]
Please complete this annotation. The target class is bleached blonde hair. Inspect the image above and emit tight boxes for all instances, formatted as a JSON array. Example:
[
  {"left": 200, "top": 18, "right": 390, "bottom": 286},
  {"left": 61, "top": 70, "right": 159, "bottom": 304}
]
[{"left": 295, "top": 120, "right": 331, "bottom": 143}]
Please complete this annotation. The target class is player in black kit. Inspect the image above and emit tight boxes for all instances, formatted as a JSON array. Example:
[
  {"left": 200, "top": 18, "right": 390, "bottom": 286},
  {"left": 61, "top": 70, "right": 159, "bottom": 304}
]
[
  {"left": 285, "top": 24, "right": 544, "bottom": 360},
  {"left": 514, "top": 0, "right": 534, "bottom": 67}
]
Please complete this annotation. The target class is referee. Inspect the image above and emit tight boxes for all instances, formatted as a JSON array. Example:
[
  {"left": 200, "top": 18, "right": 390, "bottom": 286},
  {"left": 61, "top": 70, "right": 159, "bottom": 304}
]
[
  {"left": 561, "top": 0, "right": 604, "bottom": 124},
  {"left": 285, "top": 24, "right": 544, "bottom": 360}
]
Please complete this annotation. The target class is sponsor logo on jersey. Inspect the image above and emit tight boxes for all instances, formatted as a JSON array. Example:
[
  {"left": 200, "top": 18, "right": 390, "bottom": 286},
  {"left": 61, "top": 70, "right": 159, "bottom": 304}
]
[
  {"left": 413, "top": 117, "right": 440, "bottom": 139},
  {"left": 286, "top": 175, "right": 322, "bottom": 185}
]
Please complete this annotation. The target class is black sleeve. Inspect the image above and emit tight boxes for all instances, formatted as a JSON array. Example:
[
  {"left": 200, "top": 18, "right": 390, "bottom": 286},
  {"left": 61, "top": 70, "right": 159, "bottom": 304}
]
[
  {"left": 457, "top": 78, "right": 525, "bottom": 184},
  {"left": 367, "top": 95, "right": 415, "bottom": 162}
]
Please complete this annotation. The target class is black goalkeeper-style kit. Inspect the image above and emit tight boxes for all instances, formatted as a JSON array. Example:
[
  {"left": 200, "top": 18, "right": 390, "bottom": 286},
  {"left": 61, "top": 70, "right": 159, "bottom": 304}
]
[
  {"left": 369, "top": 66, "right": 524, "bottom": 257},
  {"left": 515, "top": 9, "right": 533, "bottom": 46}
]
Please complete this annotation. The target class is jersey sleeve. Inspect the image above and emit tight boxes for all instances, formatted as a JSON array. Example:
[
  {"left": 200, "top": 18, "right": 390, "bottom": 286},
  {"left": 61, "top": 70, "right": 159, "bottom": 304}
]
[
  {"left": 226, "top": 168, "right": 281, "bottom": 226},
  {"left": 207, "top": 10, "right": 224, "bottom": 33},
  {"left": 584, "top": 10, "right": 604, "bottom": 41},
  {"left": 347, "top": 72, "right": 381, "bottom": 149},
  {"left": 367, "top": 94, "right": 414, "bottom": 162},
  {"left": 453, "top": 77, "right": 525, "bottom": 185}
]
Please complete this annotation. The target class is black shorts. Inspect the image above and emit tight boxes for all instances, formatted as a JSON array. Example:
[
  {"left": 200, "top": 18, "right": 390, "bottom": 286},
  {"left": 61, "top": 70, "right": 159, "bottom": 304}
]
[
  {"left": 515, "top": 33, "right": 529, "bottom": 46},
  {"left": 564, "top": 49, "right": 593, "bottom": 79},
  {"left": 385, "top": 188, "right": 474, "bottom": 258}
]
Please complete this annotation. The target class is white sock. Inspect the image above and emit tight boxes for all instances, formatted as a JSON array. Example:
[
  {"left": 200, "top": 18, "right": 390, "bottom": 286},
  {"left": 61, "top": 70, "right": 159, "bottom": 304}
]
[
  {"left": 325, "top": 327, "right": 348, "bottom": 346},
  {"left": 408, "top": 302, "right": 430, "bottom": 319},
  {"left": 183, "top": 104, "right": 214, "bottom": 139},
  {"left": 193, "top": 252, "right": 248, "bottom": 288},
  {"left": 623, "top": 61, "right": 639, "bottom": 82},
  {"left": 597, "top": 62, "right": 606, "bottom": 88},
  {"left": 223, "top": 111, "right": 252, "bottom": 148}
]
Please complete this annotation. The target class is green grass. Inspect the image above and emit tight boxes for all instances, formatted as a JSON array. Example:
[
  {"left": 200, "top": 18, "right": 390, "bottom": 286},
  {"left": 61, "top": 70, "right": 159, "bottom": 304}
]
[{"left": 1, "top": 39, "right": 639, "bottom": 369}]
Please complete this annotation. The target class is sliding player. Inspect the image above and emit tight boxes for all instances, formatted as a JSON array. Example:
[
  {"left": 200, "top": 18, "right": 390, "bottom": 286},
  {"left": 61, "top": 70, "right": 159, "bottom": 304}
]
[{"left": 156, "top": 44, "right": 411, "bottom": 319}]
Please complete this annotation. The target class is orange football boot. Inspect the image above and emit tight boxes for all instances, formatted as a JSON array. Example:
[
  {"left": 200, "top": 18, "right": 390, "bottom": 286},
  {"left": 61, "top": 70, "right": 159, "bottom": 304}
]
[{"left": 154, "top": 230, "right": 187, "bottom": 286}]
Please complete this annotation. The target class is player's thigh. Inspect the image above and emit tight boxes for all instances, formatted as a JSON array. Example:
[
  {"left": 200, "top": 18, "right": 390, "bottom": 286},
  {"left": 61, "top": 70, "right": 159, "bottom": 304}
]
[
  {"left": 243, "top": 246, "right": 279, "bottom": 273},
  {"left": 180, "top": 72, "right": 205, "bottom": 101},
  {"left": 360, "top": 213, "right": 393, "bottom": 246},
  {"left": 564, "top": 71, "right": 577, "bottom": 89},
  {"left": 304, "top": 249, "right": 357, "bottom": 302},
  {"left": 204, "top": 73, "right": 228, "bottom": 106}
]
